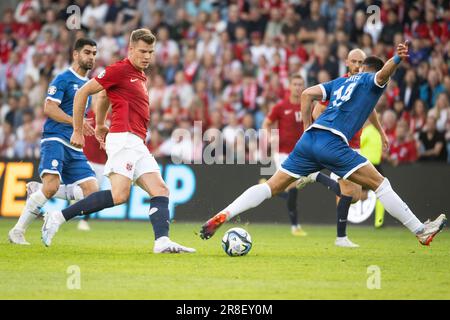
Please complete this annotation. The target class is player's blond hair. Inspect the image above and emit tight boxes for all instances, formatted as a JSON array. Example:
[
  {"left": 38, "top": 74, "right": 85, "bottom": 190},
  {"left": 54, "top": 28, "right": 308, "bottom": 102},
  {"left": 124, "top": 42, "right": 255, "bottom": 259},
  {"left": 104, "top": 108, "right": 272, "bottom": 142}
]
[{"left": 130, "top": 28, "right": 156, "bottom": 45}]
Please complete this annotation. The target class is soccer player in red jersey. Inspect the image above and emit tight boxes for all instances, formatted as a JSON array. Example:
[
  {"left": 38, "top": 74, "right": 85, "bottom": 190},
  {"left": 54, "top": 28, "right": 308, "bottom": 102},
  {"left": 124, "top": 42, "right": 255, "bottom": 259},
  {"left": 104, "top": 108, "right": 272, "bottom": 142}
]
[
  {"left": 41, "top": 29, "right": 195, "bottom": 253},
  {"left": 301, "top": 49, "right": 389, "bottom": 247},
  {"left": 262, "top": 74, "right": 308, "bottom": 236}
]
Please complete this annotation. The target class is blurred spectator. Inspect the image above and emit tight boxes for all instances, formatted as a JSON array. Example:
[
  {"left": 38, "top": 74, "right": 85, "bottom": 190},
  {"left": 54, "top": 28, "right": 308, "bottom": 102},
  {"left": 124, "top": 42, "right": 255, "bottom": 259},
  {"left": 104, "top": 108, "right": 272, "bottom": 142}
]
[
  {"left": 418, "top": 115, "right": 447, "bottom": 162},
  {"left": 0, "top": 122, "right": 16, "bottom": 158},
  {"left": 15, "top": 0, "right": 40, "bottom": 24},
  {"left": 420, "top": 69, "right": 445, "bottom": 109},
  {"left": 115, "top": 0, "right": 141, "bottom": 34},
  {"left": 399, "top": 69, "right": 420, "bottom": 111},
  {"left": 163, "top": 71, "right": 194, "bottom": 109},
  {"left": 186, "top": 0, "right": 213, "bottom": 19},
  {"left": 97, "top": 23, "right": 119, "bottom": 64},
  {"left": 298, "top": 0, "right": 327, "bottom": 43},
  {"left": 382, "top": 109, "right": 397, "bottom": 146},
  {"left": 320, "top": 0, "right": 344, "bottom": 32},
  {"left": 81, "top": 0, "right": 108, "bottom": 29},
  {"left": 155, "top": 26, "right": 179, "bottom": 67},
  {"left": 264, "top": 8, "right": 283, "bottom": 42},
  {"left": 15, "top": 109, "right": 39, "bottom": 158},
  {"left": 428, "top": 93, "right": 450, "bottom": 133},
  {"left": 379, "top": 10, "right": 403, "bottom": 45},
  {"left": 409, "top": 99, "right": 427, "bottom": 137},
  {"left": 388, "top": 119, "right": 418, "bottom": 166},
  {"left": 226, "top": 5, "right": 243, "bottom": 42}
]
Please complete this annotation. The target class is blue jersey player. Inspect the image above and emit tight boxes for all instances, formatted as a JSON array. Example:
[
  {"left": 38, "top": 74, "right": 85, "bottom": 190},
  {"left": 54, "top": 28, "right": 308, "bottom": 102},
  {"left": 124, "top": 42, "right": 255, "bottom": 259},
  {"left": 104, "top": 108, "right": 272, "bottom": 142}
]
[
  {"left": 9, "top": 38, "right": 100, "bottom": 245},
  {"left": 200, "top": 41, "right": 446, "bottom": 246}
]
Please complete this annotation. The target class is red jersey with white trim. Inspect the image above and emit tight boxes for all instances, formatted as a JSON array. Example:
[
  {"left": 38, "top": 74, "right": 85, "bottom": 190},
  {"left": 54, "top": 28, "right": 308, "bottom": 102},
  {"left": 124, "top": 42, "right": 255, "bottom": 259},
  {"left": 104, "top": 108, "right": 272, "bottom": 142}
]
[
  {"left": 83, "top": 109, "right": 109, "bottom": 165},
  {"left": 267, "top": 98, "right": 303, "bottom": 153},
  {"left": 95, "top": 58, "right": 149, "bottom": 140},
  {"left": 321, "top": 73, "right": 362, "bottom": 149}
]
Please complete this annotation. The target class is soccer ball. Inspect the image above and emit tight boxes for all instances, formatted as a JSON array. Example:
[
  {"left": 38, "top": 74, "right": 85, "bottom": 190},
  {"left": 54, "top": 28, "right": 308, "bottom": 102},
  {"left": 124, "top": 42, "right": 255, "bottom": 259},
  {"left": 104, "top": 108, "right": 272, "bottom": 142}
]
[{"left": 222, "top": 227, "right": 252, "bottom": 256}]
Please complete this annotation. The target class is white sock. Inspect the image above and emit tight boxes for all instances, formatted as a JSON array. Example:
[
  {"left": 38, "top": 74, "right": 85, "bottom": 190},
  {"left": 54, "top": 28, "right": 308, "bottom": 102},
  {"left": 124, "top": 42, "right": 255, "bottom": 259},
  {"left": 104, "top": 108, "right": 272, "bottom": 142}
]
[
  {"left": 54, "top": 211, "right": 67, "bottom": 224},
  {"left": 32, "top": 182, "right": 67, "bottom": 200},
  {"left": 65, "top": 185, "right": 85, "bottom": 201},
  {"left": 375, "top": 178, "right": 423, "bottom": 233},
  {"left": 224, "top": 183, "right": 272, "bottom": 220},
  {"left": 53, "top": 184, "right": 67, "bottom": 199},
  {"left": 14, "top": 190, "right": 48, "bottom": 231},
  {"left": 36, "top": 183, "right": 84, "bottom": 201},
  {"left": 309, "top": 172, "right": 319, "bottom": 181}
]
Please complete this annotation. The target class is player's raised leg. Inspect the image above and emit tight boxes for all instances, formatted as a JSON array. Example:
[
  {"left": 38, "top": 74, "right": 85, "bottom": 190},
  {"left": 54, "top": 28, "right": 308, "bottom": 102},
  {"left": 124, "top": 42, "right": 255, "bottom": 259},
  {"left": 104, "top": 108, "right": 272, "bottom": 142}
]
[
  {"left": 41, "top": 173, "right": 122, "bottom": 247},
  {"left": 8, "top": 173, "right": 60, "bottom": 245},
  {"left": 136, "top": 172, "right": 195, "bottom": 253},
  {"left": 200, "top": 170, "right": 297, "bottom": 239},
  {"left": 348, "top": 162, "right": 447, "bottom": 245}
]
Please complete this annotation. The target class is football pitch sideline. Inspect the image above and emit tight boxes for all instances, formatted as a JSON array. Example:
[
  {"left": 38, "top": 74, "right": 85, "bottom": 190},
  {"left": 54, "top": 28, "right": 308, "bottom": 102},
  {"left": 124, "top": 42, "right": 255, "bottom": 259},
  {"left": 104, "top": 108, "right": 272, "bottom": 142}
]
[{"left": 0, "top": 219, "right": 449, "bottom": 300}]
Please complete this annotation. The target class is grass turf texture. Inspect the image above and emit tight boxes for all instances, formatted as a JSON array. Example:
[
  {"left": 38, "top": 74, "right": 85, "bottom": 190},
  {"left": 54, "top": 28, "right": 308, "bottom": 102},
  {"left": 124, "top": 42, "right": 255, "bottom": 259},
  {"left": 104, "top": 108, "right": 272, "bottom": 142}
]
[{"left": 0, "top": 219, "right": 449, "bottom": 299}]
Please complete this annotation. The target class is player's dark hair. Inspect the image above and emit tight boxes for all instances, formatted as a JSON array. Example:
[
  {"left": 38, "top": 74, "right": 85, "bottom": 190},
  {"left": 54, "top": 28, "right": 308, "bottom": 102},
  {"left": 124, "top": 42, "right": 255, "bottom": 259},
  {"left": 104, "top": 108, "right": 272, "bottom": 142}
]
[
  {"left": 130, "top": 28, "right": 156, "bottom": 45},
  {"left": 73, "top": 38, "right": 97, "bottom": 52},
  {"left": 363, "top": 56, "right": 384, "bottom": 72}
]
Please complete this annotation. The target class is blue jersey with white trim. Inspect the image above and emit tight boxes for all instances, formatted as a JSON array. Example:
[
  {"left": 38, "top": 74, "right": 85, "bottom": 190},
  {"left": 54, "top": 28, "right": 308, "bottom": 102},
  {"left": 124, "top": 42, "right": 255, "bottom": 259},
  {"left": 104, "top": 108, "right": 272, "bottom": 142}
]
[
  {"left": 312, "top": 72, "right": 386, "bottom": 144},
  {"left": 43, "top": 68, "right": 91, "bottom": 142}
]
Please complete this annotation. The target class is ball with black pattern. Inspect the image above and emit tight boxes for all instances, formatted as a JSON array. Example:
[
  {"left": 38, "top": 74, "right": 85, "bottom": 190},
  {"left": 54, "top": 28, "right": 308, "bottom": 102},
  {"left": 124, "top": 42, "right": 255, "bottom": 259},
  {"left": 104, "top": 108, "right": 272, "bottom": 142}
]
[{"left": 221, "top": 227, "right": 252, "bottom": 256}]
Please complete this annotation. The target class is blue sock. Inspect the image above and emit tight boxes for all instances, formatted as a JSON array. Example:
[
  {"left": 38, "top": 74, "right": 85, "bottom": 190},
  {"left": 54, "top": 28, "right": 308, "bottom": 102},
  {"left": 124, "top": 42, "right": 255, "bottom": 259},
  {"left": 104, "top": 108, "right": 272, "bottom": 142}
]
[
  {"left": 287, "top": 188, "right": 299, "bottom": 226},
  {"left": 316, "top": 173, "right": 341, "bottom": 196},
  {"left": 149, "top": 196, "right": 170, "bottom": 240},
  {"left": 62, "top": 190, "right": 114, "bottom": 221},
  {"left": 337, "top": 195, "right": 352, "bottom": 237}
]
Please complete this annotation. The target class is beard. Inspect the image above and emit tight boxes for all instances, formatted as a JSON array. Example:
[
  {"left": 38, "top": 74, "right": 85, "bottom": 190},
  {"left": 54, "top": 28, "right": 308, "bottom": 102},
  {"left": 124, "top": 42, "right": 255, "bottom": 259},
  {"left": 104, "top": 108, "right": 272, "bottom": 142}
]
[{"left": 79, "top": 59, "right": 94, "bottom": 71}]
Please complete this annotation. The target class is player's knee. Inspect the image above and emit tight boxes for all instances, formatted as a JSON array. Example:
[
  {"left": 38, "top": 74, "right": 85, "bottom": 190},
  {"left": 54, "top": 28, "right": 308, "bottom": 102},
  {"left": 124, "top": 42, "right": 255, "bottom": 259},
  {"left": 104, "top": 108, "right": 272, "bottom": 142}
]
[
  {"left": 351, "top": 186, "right": 362, "bottom": 203},
  {"left": 42, "top": 181, "right": 60, "bottom": 198},
  {"left": 80, "top": 180, "right": 99, "bottom": 197},
  {"left": 268, "top": 183, "right": 283, "bottom": 197},
  {"left": 152, "top": 184, "right": 170, "bottom": 197},
  {"left": 370, "top": 175, "right": 385, "bottom": 191},
  {"left": 111, "top": 188, "right": 130, "bottom": 205}
]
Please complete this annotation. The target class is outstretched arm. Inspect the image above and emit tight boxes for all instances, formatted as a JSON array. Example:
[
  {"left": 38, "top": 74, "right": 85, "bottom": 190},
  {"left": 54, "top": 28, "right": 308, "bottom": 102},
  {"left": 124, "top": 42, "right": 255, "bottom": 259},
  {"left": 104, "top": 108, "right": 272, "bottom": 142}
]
[
  {"left": 376, "top": 41, "right": 409, "bottom": 86},
  {"left": 301, "top": 85, "right": 324, "bottom": 131}
]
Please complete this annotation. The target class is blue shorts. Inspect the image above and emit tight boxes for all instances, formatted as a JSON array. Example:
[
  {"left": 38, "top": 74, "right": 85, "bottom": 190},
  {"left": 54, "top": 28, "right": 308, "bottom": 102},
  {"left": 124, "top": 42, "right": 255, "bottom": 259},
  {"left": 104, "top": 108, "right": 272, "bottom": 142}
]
[
  {"left": 280, "top": 128, "right": 369, "bottom": 179},
  {"left": 39, "top": 140, "right": 96, "bottom": 185}
]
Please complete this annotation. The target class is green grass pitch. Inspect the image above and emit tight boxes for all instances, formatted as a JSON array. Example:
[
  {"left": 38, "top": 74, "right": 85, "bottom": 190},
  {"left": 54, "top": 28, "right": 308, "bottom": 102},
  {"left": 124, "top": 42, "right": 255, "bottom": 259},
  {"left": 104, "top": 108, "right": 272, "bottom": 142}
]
[{"left": 0, "top": 219, "right": 449, "bottom": 299}]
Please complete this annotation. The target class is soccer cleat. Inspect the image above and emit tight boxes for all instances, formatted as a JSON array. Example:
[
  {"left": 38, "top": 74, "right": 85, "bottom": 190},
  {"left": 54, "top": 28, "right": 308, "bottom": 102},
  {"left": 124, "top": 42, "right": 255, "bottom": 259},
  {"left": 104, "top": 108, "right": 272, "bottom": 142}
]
[
  {"left": 41, "top": 211, "right": 63, "bottom": 247},
  {"left": 77, "top": 219, "right": 90, "bottom": 231},
  {"left": 296, "top": 174, "right": 315, "bottom": 190},
  {"left": 199, "top": 211, "right": 230, "bottom": 240},
  {"left": 26, "top": 181, "right": 40, "bottom": 199},
  {"left": 8, "top": 228, "right": 30, "bottom": 245},
  {"left": 153, "top": 236, "right": 196, "bottom": 253},
  {"left": 291, "top": 225, "right": 307, "bottom": 236},
  {"left": 335, "top": 236, "right": 359, "bottom": 248},
  {"left": 416, "top": 214, "right": 447, "bottom": 246}
]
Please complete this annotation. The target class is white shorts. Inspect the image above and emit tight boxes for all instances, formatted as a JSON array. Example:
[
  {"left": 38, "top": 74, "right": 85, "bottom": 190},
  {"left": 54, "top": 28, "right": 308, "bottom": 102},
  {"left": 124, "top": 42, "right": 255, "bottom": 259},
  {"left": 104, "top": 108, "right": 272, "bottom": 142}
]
[
  {"left": 274, "top": 152, "right": 289, "bottom": 170},
  {"left": 88, "top": 162, "right": 106, "bottom": 186},
  {"left": 104, "top": 132, "right": 160, "bottom": 182}
]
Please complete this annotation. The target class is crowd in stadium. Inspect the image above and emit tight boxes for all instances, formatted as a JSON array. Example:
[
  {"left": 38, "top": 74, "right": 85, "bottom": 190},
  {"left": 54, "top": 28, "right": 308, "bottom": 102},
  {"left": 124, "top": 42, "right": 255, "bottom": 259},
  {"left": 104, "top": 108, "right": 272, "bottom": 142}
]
[{"left": 0, "top": 0, "right": 449, "bottom": 164}]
